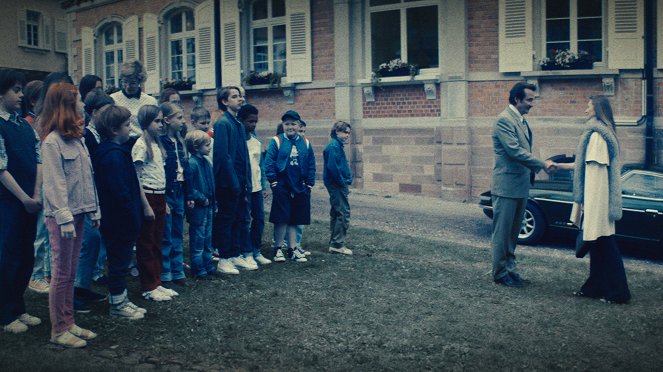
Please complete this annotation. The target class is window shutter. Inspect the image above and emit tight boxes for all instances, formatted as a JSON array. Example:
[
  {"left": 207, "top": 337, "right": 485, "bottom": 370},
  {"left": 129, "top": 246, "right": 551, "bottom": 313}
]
[
  {"left": 142, "top": 13, "right": 161, "bottom": 95},
  {"left": 43, "top": 15, "right": 52, "bottom": 50},
  {"left": 607, "top": 0, "right": 644, "bottom": 69},
  {"left": 55, "top": 18, "right": 67, "bottom": 53},
  {"left": 194, "top": 0, "right": 216, "bottom": 90},
  {"left": 17, "top": 9, "right": 27, "bottom": 46},
  {"left": 285, "top": 0, "right": 312, "bottom": 83},
  {"left": 81, "top": 26, "right": 95, "bottom": 76},
  {"left": 220, "top": 0, "right": 241, "bottom": 87},
  {"left": 123, "top": 15, "right": 139, "bottom": 62},
  {"left": 658, "top": 0, "right": 663, "bottom": 69},
  {"left": 498, "top": 0, "right": 533, "bottom": 72}
]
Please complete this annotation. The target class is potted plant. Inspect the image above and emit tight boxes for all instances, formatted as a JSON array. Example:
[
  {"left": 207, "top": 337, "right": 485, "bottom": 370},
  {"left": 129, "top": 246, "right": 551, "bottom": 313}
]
[
  {"left": 539, "top": 49, "right": 595, "bottom": 70},
  {"left": 372, "top": 58, "right": 418, "bottom": 81},
  {"left": 243, "top": 70, "right": 282, "bottom": 87},
  {"left": 162, "top": 78, "right": 195, "bottom": 91}
]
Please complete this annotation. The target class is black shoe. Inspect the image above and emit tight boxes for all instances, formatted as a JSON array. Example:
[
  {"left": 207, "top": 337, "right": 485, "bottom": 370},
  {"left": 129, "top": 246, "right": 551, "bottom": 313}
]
[
  {"left": 494, "top": 275, "right": 523, "bottom": 288},
  {"left": 74, "top": 287, "right": 108, "bottom": 302},
  {"left": 74, "top": 297, "right": 91, "bottom": 314},
  {"left": 93, "top": 275, "right": 108, "bottom": 285},
  {"left": 509, "top": 273, "right": 531, "bottom": 285},
  {"left": 173, "top": 278, "right": 189, "bottom": 287}
]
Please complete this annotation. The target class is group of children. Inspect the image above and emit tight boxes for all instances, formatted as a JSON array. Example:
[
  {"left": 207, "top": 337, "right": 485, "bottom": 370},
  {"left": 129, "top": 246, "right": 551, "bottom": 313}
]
[{"left": 0, "top": 63, "right": 354, "bottom": 349}]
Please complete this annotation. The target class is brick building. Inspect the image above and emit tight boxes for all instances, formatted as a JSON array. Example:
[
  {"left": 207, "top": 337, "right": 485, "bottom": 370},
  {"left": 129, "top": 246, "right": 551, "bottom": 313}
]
[{"left": 61, "top": 0, "right": 663, "bottom": 201}]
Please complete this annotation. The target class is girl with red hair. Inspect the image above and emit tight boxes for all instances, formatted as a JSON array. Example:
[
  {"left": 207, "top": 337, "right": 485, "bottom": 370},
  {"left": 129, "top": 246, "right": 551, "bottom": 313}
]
[{"left": 40, "top": 82, "right": 100, "bottom": 348}]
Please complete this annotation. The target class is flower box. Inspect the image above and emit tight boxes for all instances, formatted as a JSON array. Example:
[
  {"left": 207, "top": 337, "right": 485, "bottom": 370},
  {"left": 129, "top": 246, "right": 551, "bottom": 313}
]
[{"left": 539, "top": 49, "right": 595, "bottom": 71}]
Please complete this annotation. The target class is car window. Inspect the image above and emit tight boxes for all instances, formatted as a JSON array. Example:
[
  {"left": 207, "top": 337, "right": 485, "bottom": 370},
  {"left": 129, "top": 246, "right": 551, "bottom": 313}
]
[{"left": 622, "top": 172, "right": 663, "bottom": 199}]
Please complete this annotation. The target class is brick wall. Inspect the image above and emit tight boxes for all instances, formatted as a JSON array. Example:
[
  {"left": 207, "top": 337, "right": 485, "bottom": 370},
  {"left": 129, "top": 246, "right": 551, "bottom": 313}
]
[
  {"left": 311, "top": 0, "right": 334, "bottom": 81},
  {"left": 246, "top": 88, "right": 335, "bottom": 122},
  {"left": 467, "top": 0, "right": 499, "bottom": 72},
  {"left": 363, "top": 85, "right": 441, "bottom": 118}
]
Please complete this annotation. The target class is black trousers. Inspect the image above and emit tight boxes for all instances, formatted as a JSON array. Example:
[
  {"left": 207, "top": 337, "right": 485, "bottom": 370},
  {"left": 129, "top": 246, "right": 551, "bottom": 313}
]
[{"left": 580, "top": 235, "right": 631, "bottom": 303}]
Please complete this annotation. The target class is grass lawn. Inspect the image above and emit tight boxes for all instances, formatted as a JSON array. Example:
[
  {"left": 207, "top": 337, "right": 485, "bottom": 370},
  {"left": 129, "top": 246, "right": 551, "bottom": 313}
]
[{"left": 2, "top": 220, "right": 663, "bottom": 371}]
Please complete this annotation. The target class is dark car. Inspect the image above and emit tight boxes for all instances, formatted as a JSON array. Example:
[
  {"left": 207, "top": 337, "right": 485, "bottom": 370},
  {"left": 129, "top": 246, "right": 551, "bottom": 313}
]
[{"left": 479, "top": 158, "right": 663, "bottom": 252}]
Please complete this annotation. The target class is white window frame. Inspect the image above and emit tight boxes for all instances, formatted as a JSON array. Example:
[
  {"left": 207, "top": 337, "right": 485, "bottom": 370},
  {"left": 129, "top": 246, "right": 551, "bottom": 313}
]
[
  {"left": 541, "top": 0, "right": 606, "bottom": 66},
  {"left": 26, "top": 10, "right": 41, "bottom": 48},
  {"left": 365, "top": 0, "right": 440, "bottom": 76},
  {"left": 101, "top": 23, "right": 124, "bottom": 89},
  {"left": 168, "top": 9, "right": 196, "bottom": 82},
  {"left": 250, "top": 0, "right": 287, "bottom": 75}
]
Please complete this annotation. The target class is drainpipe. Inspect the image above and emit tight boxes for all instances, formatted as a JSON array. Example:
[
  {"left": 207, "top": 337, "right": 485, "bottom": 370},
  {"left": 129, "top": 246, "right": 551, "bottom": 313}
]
[{"left": 642, "top": 0, "right": 656, "bottom": 166}]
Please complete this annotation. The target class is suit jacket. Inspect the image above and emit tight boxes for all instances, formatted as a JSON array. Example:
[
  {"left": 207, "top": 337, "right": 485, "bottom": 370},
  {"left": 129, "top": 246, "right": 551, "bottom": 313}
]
[
  {"left": 212, "top": 111, "right": 250, "bottom": 193},
  {"left": 491, "top": 107, "right": 545, "bottom": 198}
]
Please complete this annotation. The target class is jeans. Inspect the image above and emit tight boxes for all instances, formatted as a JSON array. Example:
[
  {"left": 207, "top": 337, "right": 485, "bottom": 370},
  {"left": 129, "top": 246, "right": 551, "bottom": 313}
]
[
  {"left": 213, "top": 187, "right": 248, "bottom": 259},
  {"left": 46, "top": 215, "right": 84, "bottom": 334},
  {"left": 137, "top": 193, "right": 166, "bottom": 291},
  {"left": 74, "top": 215, "right": 103, "bottom": 289},
  {"left": 242, "top": 191, "right": 265, "bottom": 256},
  {"left": 327, "top": 185, "right": 350, "bottom": 248},
  {"left": 162, "top": 185, "right": 185, "bottom": 282},
  {"left": 31, "top": 209, "right": 51, "bottom": 281},
  {"left": 0, "top": 198, "right": 37, "bottom": 325},
  {"left": 93, "top": 244, "right": 106, "bottom": 280},
  {"left": 189, "top": 206, "right": 215, "bottom": 277}
]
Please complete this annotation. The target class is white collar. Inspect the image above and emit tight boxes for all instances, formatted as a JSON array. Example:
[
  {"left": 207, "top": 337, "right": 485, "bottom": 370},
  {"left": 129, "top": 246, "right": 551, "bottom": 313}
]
[
  {"left": 508, "top": 104, "right": 525, "bottom": 122},
  {"left": 0, "top": 110, "right": 11, "bottom": 121}
]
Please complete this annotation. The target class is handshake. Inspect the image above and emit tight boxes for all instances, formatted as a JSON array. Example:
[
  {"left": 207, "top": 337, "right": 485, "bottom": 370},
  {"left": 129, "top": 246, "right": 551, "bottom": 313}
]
[{"left": 543, "top": 159, "right": 559, "bottom": 174}]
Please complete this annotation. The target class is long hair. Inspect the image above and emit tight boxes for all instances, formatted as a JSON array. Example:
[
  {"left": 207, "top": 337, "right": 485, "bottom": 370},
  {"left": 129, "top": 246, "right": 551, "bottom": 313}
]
[
  {"left": 35, "top": 72, "right": 73, "bottom": 115},
  {"left": 38, "top": 83, "right": 84, "bottom": 140},
  {"left": 137, "top": 104, "right": 165, "bottom": 162},
  {"left": 160, "top": 102, "right": 187, "bottom": 156},
  {"left": 79, "top": 74, "right": 102, "bottom": 101},
  {"left": 21, "top": 80, "right": 43, "bottom": 117},
  {"left": 590, "top": 95, "right": 616, "bottom": 133}
]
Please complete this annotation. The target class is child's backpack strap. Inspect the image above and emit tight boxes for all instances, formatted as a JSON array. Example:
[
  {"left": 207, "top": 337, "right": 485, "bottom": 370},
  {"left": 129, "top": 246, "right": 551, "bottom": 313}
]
[{"left": 271, "top": 135, "right": 282, "bottom": 150}]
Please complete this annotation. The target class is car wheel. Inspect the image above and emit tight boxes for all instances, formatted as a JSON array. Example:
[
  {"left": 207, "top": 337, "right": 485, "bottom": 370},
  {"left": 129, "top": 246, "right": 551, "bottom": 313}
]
[{"left": 518, "top": 203, "right": 545, "bottom": 245}]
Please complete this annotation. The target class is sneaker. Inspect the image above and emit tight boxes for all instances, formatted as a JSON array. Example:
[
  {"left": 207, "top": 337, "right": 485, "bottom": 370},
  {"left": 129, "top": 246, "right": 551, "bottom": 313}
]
[
  {"left": 110, "top": 302, "right": 144, "bottom": 320},
  {"left": 143, "top": 289, "right": 172, "bottom": 302},
  {"left": 125, "top": 301, "right": 147, "bottom": 314},
  {"left": 254, "top": 254, "right": 272, "bottom": 265},
  {"left": 231, "top": 256, "right": 258, "bottom": 271},
  {"left": 273, "top": 248, "right": 286, "bottom": 263},
  {"left": 69, "top": 324, "right": 97, "bottom": 340},
  {"left": 74, "top": 297, "right": 92, "bottom": 314},
  {"left": 296, "top": 246, "right": 312, "bottom": 256},
  {"left": 288, "top": 248, "right": 308, "bottom": 262},
  {"left": 18, "top": 313, "right": 41, "bottom": 326},
  {"left": 74, "top": 287, "right": 107, "bottom": 302},
  {"left": 217, "top": 259, "right": 240, "bottom": 275},
  {"left": 3, "top": 319, "right": 28, "bottom": 334},
  {"left": 212, "top": 252, "right": 220, "bottom": 262},
  {"left": 50, "top": 331, "right": 86, "bottom": 348},
  {"left": 157, "top": 285, "right": 179, "bottom": 297},
  {"left": 28, "top": 279, "right": 49, "bottom": 294},
  {"left": 243, "top": 255, "right": 259, "bottom": 267},
  {"left": 329, "top": 246, "right": 353, "bottom": 255}
]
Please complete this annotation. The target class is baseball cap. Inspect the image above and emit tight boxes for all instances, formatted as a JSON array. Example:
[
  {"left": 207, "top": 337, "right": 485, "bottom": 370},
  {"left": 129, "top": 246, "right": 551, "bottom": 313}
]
[{"left": 281, "top": 110, "right": 306, "bottom": 126}]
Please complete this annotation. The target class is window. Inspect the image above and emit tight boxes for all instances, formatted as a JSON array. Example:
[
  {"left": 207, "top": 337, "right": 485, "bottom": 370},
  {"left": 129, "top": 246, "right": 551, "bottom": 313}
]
[
  {"left": 102, "top": 24, "right": 124, "bottom": 89},
  {"left": 368, "top": 0, "right": 439, "bottom": 71},
  {"left": 251, "top": 0, "right": 287, "bottom": 75},
  {"left": 168, "top": 9, "right": 196, "bottom": 82},
  {"left": 26, "top": 10, "right": 41, "bottom": 47},
  {"left": 622, "top": 172, "right": 663, "bottom": 200},
  {"left": 544, "top": 0, "right": 603, "bottom": 62}
]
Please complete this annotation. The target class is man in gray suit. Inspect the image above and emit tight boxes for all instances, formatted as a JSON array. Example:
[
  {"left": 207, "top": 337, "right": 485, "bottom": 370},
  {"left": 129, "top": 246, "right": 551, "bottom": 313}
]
[{"left": 491, "top": 82, "right": 555, "bottom": 287}]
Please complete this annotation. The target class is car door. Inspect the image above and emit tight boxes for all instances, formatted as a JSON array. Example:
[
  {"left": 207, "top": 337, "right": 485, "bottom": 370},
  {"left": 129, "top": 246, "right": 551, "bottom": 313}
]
[{"left": 619, "top": 170, "right": 663, "bottom": 245}]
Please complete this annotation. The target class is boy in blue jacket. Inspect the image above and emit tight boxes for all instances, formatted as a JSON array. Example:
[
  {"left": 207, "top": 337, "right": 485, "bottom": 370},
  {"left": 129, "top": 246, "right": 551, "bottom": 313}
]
[
  {"left": 323, "top": 121, "right": 353, "bottom": 255},
  {"left": 265, "top": 111, "right": 315, "bottom": 262}
]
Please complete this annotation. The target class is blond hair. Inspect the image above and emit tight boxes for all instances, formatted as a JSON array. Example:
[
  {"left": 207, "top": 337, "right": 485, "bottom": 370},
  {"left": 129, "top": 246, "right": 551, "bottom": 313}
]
[{"left": 185, "top": 129, "right": 212, "bottom": 154}]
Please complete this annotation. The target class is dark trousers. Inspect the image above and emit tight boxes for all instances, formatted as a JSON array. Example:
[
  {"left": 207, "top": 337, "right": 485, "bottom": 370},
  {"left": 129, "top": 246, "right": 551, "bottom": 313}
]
[
  {"left": 327, "top": 185, "right": 350, "bottom": 248},
  {"left": 101, "top": 229, "right": 135, "bottom": 297},
  {"left": 241, "top": 191, "right": 265, "bottom": 255},
  {"left": 491, "top": 195, "right": 527, "bottom": 280},
  {"left": 0, "top": 198, "right": 37, "bottom": 325},
  {"left": 580, "top": 235, "right": 631, "bottom": 303},
  {"left": 136, "top": 194, "right": 166, "bottom": 291},
  {"left": 213, "top": 187, "right": 248, "bottom": 259}
]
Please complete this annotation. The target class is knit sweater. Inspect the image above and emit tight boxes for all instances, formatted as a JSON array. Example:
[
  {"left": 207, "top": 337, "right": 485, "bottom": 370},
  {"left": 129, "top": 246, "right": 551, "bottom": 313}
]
[
  {"left": 110, "top": 90, "right": 158, "bottom": 137},
  {"left": 572, "top": 118, "right": 622, "bottom": 221}
]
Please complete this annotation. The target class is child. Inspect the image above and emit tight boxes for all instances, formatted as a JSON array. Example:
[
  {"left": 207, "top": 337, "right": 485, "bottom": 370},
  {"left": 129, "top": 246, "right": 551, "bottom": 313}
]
[
  {"left": 21, "top": 80, "right": 43, "bottom": 126},
  {"left": 190, "top": 107, "right": 212, "bottom": 164},
  {"left": 213, "top": 86, "right": 256, "bottom": 274},
  {"left": 265, "top": 110, "right": 316, "bottom": 262},
  {"left": 40, "top": 82, "right": 100, "bottom": 347},
  {"left": 185, "top": 130, "right": 216, "bottom": 278},
  {"left": 133, "top": 105, "right": 178, "bottom": 301},
  {"left": 160, "top": 102, "right": 191, "bottom": 287},
  {"left": 238, "top": 104, "right": 270, "bottom": 265},
  {"left": 0, "top": 69, "right": 42, "bottom": 334},
  {"left": 93, "top": 104, "right": 146, "bottom": 320},
  {"left": 159, "top": 88, "right": 181, "bottom": 105},
  {"left": 323, "top": 121, "right": 353, "bottom": 255}
]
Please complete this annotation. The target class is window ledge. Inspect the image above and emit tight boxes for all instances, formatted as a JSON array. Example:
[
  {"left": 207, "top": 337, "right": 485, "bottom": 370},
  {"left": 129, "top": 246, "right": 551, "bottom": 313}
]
[
  {"left": 243, "top": 83, "right": 296, "bottom": 104},
  {"left": 359, "top": 74, "right": 440, "bottom": 102},
  {"left": 19, "top": 45, "right": 50, "bottom": 53},
  {"left": 521, "top": 69, "right": 619, "bottom": 96}
]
